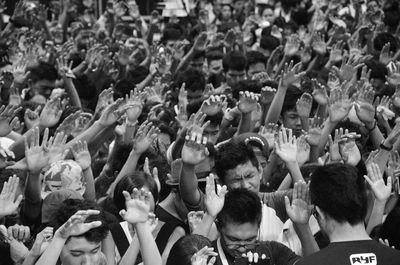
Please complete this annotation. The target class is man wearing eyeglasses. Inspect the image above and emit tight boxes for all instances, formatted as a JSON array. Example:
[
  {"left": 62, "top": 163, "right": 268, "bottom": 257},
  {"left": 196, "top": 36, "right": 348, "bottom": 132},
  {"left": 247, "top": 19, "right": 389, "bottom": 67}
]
[{"left": 212, "top": 188, "right": 303, "bottom": 265}]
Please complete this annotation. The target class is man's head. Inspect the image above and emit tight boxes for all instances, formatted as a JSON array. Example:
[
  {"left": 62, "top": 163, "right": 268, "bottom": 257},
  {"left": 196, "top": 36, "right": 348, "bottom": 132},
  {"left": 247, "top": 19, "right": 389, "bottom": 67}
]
[
  {"left": 190, "top": 50, "right": 206, "bottom": 72},
  {"left": 222, "top": 51, "right": 247, "bottom": 87},
  {"left": 246, "top": 51, "right": 267, "bottom": 78},
  {"left": 215, "top": 141, "right": 261, "bottom": 192},
  {"left": 176, "top": 68, "right": 206, "bottom": 103},
  {"left": 310, "top": 164, "right": 368, "bottom": 237},
  {"left": 206, "top": 50, "right": 224, "bottom": 76},
  {"left": 280, "top": 87, "right": 303, "bottom": 135},
  {"left": 53, "top": 199, "right": 109, "bottom": 265},
  {"left": 217, "top": 188, "right": 261, "bottom": 256},
  {"left": 27, "top": 61, "right": 58, "bottom": 98},
  {"left": 162, "top": 24, "right": 183, "bottom": 51}
]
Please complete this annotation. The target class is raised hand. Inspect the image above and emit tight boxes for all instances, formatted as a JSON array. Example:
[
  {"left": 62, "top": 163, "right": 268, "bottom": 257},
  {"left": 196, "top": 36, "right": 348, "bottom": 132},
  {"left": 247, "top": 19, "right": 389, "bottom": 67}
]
[
  {"left": 12, "top": 60, "right": 29, "bottom": 85},
  {"left": 275, "top": 128, "right": 297, "bottom": 164},
  {"left": 312, "top": 32, "right": 327, "bottom": 56},
  {"left": 205, "top": 174, "right": 228, "bottom": 218},
  {"left": 125, "top": 89, "right": 144, "bottom": 123},
  {"left": 120, "top": 188, "right": 151, "bottom": 224},
  {"left": 0, "top": 175, "right": 23, "bottom": 218},
  {"left": 237, "top": 91, "right": 259, "bottom": 114},
  {"left": 305, "top": 117, "right": 322, "bottom": 146},
  {"left": 387, "top": 151, "right": 400, "bottom": 178},
  {"left": 30, "top": 227, "right": 53, "bottom": 257},
  {"left": 285, "top": 181, "right": 313, "bottom": 225},
  {"left": 133, "top": 121, "right": 159, "bottom": 154},
  {"left": 258, "top": 123, "right": 278, "bottom": 150},
  {"left": 191, "top": 246, "right": 218, "bottom": 265},
  {"left": 181, "top": 130, "right": 209, "bottom": 165},
  {"left": 379, "top": 43, "right": 393, "bottom": 66},
  {"left": 280, "top": 61, "right": 306, "bottom": 88},
  {"left": 71, "top": 141, "right": 91, "bottom": 171},
  {"left": 224, "top": 29, "right": 236, "bottom": 48},
  {"left": 387, "top": 61, "right": 400, "bottom": 86},
  {"left": 98, "top": 98, "right": 125, "bottom": 126},
  {"left": 39, "top": 97, "right": 63, "bottom": 128},
  {"left": 56, "top": 210, "right": 102, "bottom": 239},
  {"left": 0, "top": 104, "right": 21, "bottom": 137},
  {"left": 284, "top": 34, "right": 301, "bottom": 57},
  {"left": 328, "top": 128, "right": 344, "bottom": 162},
  {"left": 259, "top": 86, "right": 276, "bottom": 106},
  {"left": 311, "top": 79, "right": 328, "bottom": 105},
  {"left": 252, "top": 72, "right": 271, "bottom": 84},
  {"left": 143, "top": 157, "right": 161, "bottom": 193},
  {"left": 297, "top": 136, "right": 310, "bottom": 166},
  {"left": 328, "top": 88, "right": 352, "bottom": 123},
  {"left": 188, "top": 211, "right": 205, "bottom": 233},
  {"left": 95, "top": 87, "right": 114, "bottom": 115},
  {"left": 46, "top": 131, "right": 68, "bottom": 165},
  {"left": 56, "top": 56, "right": 76, "bottom": 79},
  {"left": 201, "top": 95, "right": 226, "bottom": 116},
  {"left": 365, "top": 163, "right": 392, "bottom": 202},
  {"left": 339, "top": 134, "right": 361, "bottom": 166},
  {"left": 355, "top": 82, "right": 375, "bottom": 125},
  {"left": 55, "top": 110, "right": 82, "bottom": 136},
  {"left": 7, "top": 224, "right": 30, "bottom": 242},
  {"left": 296, "top": 93, "right": 313, "bottom": 118},
  {"left": 25, "top": 127, "right": 49, "bottom": 173},
  {"left": 24, "top": 106, "right": 40, "bottom": 130},
  {"left": 332, "top": 54, "right": 364, "bottom": 82},
  {"left": 328, "top": 41, "right": 344, "bottom": 64},
  {"left": 193, "top": 32, "right": 208, "bottom": 52}
]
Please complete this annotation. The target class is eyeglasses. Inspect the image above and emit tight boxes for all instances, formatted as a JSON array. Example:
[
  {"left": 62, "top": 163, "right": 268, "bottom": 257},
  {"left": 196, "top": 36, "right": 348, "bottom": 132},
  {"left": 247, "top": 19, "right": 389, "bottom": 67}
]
[{"left": 225, "top": 241, "right": 260, "bottom": 251}]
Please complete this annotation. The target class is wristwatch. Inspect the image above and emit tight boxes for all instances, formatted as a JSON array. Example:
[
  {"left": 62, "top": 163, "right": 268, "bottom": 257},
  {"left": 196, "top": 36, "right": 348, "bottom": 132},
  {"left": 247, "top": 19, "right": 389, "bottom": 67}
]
[{"left": 380, "top": 140, "right": 392, "bottom": 151}]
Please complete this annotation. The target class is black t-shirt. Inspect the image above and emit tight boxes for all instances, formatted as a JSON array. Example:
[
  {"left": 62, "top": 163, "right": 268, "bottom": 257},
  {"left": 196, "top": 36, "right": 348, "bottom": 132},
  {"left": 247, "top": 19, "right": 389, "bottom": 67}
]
[{"left": 297, "top": 240, "right": 400, "bottom": 265}]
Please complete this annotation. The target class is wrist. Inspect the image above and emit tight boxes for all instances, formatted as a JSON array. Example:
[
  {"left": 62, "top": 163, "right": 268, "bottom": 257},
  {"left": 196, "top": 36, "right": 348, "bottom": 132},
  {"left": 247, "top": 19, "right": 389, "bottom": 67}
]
[
  {"left": 365, "top": 120, "right": 377, "bottom": 131},
  {"left": 380, "top": 139, "right": 393, "bottom": 151}
]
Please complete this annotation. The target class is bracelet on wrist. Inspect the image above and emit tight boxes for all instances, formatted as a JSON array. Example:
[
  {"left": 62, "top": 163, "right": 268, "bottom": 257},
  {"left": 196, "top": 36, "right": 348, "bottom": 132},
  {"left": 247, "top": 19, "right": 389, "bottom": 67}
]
[
  {"left": 380, "top": 140, "right": 392, "bottom": 151},
  {"left": 366, "top": 120, "right": 377, "bottom": 132}
]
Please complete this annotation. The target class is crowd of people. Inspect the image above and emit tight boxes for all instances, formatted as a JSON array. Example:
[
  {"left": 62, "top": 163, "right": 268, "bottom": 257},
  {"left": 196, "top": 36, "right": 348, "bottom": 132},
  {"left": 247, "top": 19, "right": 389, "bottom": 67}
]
[{"left": 0, "top": 0, "right": 400, "bottom": 264}]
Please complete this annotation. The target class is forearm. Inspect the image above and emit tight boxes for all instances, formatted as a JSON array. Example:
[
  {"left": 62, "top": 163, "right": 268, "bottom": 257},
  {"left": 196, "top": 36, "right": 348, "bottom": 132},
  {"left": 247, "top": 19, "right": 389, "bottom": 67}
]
[
  {"left": 171, "top": 132, "right": 186, "bottom": 160},
  {"left": 23, "top": 172, "right": 42, "bottom": 220},
  {"left": 366, "top": 200, "right": 387, "bottom": 234},
  {"left": 315, "top": 104, "right": 327, "bottom": 122},
  {"left": 176, "top": 48, "right": 195, "bottom": 72},
  {"left": 83, "top": 169, "right": 95, "bottom": 201},
  {"left": 235, "top": 112, "right": 252, "bottom": 136},
  {"left": 262, "top": 153, "right": 278, "bottom": 185},
  {"left": 22, "top": 252, "right": 39, "bottom": 265},
  {"left": 293, "top": 223, "right": 319, "bottom": 257},
  {"left": 308, "top": 145, "right": 319, "bottom": 163},
  {"left": 119, "top": 235, "right": 140, "bottom": 265},
  {"left": 286, "top": 162, "right": 305, "bottom": 183},
  {"left": 136, "top": 72, "right": 156, "bottom": 91},
  {"left": 277, "top": 173, "right": 292, "bottom": 191},
  {"left": 66, "top": 121, "right": 107, "bottom": 149},
  {"left": 317, "top": 120, "right": 336, "bottom": 156},
  {"left": 366, "top": 121, "right": 384, "bottom": 149},
  {"left": 87, "top": 124, "right": 116, "bottom": 158},
  {"left": 35, "top": 234, "right": 66, "bottom": 265},
  {"left": 179, "top": 163, "right": 201, "bottom": 206},
  {"left": 300, "top": 117, "right": 309, "bottom": 131},
  {"left": 265, "top": 85, "right": 288, "bottom": 125},
  {"left": 6, "top": 131, "right": 22, "bottom": 142},
  {"left": 62, "top": 78, "right": 82, "bottom": 108},
  {"left": 107, "top": 151, "right": 140, "bottom": 197},
  {"left": 39, "top": 21, "right": 53, "bottom": 41},
  {"left": 192, "top": 213, "right": 216, "bottom": 238},
  {"left": 135, "top": 223, "right": 162, "bottom": 265}
]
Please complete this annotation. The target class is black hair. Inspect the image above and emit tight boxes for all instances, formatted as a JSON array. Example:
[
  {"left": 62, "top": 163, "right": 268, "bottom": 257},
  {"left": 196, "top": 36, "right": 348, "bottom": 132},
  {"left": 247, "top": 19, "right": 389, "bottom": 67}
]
[
  {"left": 175, "top": 68, "right": 205, "bottom": 93},
  {"left": 310, "top": 163, "right": 368, "bottom": 225},
  {"left": 257, "top": 4, "right": 274, "bottom": 17},
  {"left": 222, "top": 51, "right": 247, "bottom": 72},
  {"left": 281, "top": 86, "right": 303, "bottom": 115},
  {"left": 206, "top": 50, "right": 224, "bottom": 62},
  {"left": 260, "top": 35, "right": 280, "bottom": 52},
  {"left": 166, "top": 235, "right": 212, "bottom": 265},
  {"left": 246, "top": 51, "right": 267, "bottom": 70},
  {"left": 373, "top": 33, "right": 398, "bottom": 53},
  {"left": 217, "top": 188, "right": 262, "bottom": 227},
  {"left": 193, "top": 50, "right": 206, "bottom": 60},
  {"left": 231, "top": 79, "right": 263, "bottom": 100},
  {"left": 52, "top": 199, "right": 109, "bottom": 243},
  {"left": 162, "top": 24, "right": 184, "bottom": 44},
  {"left": 113, "top": 171, "right": 159, "bottom": 211},
  {"left": 28, "top": 61, "right": 58, "bottom": 82},
  {"left": 215, "top": 141, "right": 259, "bottom": 183},
  {"left": 379, "top": 205, "right": 400, "bottom": 249},
  {"left": 363, "top": 59, "right": 388, "bottom": 82}
]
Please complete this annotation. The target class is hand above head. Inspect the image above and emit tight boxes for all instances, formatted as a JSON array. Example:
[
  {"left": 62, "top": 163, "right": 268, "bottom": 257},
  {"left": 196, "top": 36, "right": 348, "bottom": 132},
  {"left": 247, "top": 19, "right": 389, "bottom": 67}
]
[
  {"left": 132, "top": 121, "right": 159, "bottom": 154},
  {"left": 191, "top": 246, "right": 218, "bottom": 265},
  {"left": 24, "top": 106, "right": 41, "bottom": 130},
  {"left": 181, "top": 129, "right": 209, "bottom": 165},
  {"left": 339, "top": 134, "right": 361, "bottom": 166},
  {"left": 237, "top": 91, "right": 259, "bottom": 114},
  {"left": 297, "top": 135, "right": 310, "bottom": 166},
  {"left": 125, "top": 88, "right": 144, "bottom": 123},
  {"left": 312, "top": 32, "right": 327, "bottom": 56},
  {"left": 0, "top": 175, "right": 23, "bottom": 218},
  {"left": 328, "top": 88, "right": 352, "bottom": 123},
  {"left": 119, "top": 188, "right": 151, "bottom": 224},
  {"left": 193, "top": 32, "right": 208, "bottom": 52},
  {"left": 201, "top": 95, "right": 226, "bottom": 116},
  {"left": 305, "top": 117, "right": 322, "bottom": 147},
  {"left": 285, "top": 181, "right": 313, "bottom": 225},
  {"left": 55, "top": 110, "right": 82, "bottom": 136},
  {"left": 284, "top": 34, "right": 301, "bottom": 57},
  {"left": 95, "top": 87, "right": 114, "bottom": 115},
  {"left": 275, "top": 128, "right": 297, "bottom": 164},
  {"left": 296, "top": 93, "right": 313, "bottom": 118},
  {"left": 56, "top": 210, "right": 102, "bottom": 239},
  {"left": 97, "top": 98, "right": 125, "bottom": 126},
  {"left": 332, "top": 54, "right": 364, "bottom": 82},
  {"left": 328, "top": 41, "right": 344, "bottom": 64},
  {"left": 280, "top": 60, "right": 306, "bottom": 88},
  {"left": 56, "top": 56, "right": 76, "bottom": 79},
  {"left": 39, "top": 97, "right": 64, "bottom": 128},
  {"left": 311, "top": 79, "right": 328, "bottom": 106},
  {"left": 71, "top": 141, "right": 91, "bottom": 171},
  {"left": 386, "top": 61, "right": 400, "bottom": 87},
  {"left": 364, "top": 163, "right": 392, "bottom": 203},
  {"left": 205, "top": 174, "right": 228, "bottom": 218},
  {"left": 258, "top": 123, "right": 278, "bottom": 150},
  {"left": 143, "top": 157, "right": 161, "bottom": 193},
  {"left": 7, "top": 224, "right": 30, "bottom": 243},
  {"left": 354, "top": 82, "right": 376, "bottom": 126},
  {"left": 259, "top": 86, "right": 276, "bottom": 106},
  {"left": 25, "top": 127, "right": 50, "bottom": 174},
  {"left": 0, "top": 104, "right": 22, "bottom": 137}
]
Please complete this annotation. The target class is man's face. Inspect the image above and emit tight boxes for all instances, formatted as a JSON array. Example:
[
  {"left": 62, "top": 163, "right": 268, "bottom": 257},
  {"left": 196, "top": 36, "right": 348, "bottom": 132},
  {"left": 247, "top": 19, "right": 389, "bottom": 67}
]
[
  {"left": 165, "top": 40, "right": 178, "bottom": 52},
  {"left": 221, "top": 221, "right": 259, "bottom": 256},
  {"left": 233, "top": 1, "right": 244, "bottom": 12},
  {"left": 190, "top": 57, "right": 205, "bottom": 72},
  {"left": 281, "top": 110, "right": 302, "bottom": 136},
  {"left": 203, "top": 124, "right": 219, "bottom": 144},
  {"left": 32, "top": 79, "right": 56, "bottom": 98},
  {"left": 252, "top": 146, "right": 267, "bottom": 169},
  {"left": 224, "top": 161, "right": 261, "bottom": 193},
  {"left": 187, "top": 89, "right": 204, "bottom": 104},
  {"left": 221, "top": 5, "right": 232, "bottom": 20},
  {"left": 208, "top": 59, "right": 223, "bottom": 75},
  {"left": 262, "top": 8, "right": 275, "bottom": 24},
  {"left": 60, "top": 237, "right": 102, "bottom": 265},
  {"left": 247, "top": 62, "right": 266, "bottom": 80},
  {"left": 225, "top": 69, "right": 246, "bottom": 87}
]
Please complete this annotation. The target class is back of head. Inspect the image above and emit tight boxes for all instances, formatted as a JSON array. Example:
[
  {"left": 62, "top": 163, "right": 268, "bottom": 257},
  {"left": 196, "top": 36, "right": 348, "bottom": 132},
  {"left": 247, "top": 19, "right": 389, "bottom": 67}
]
[
  {"left": 166, "top": 235, "right": 211, "bottom": 265},
  {"left": 28, "top": 61, "right": 58, "bottom": 83},
  {"left": 217, "top": 188, "right": 262, "bottom": 228},
  {"left": 215, "top": 141, "right": 259, "bottom": 184},
  {"left": 222, "top": 51, "right": 247, "bottom": 72},
  {"left": 310, "top": 163, "right": 368, "bottom": 225},
  {"left": 52, "top": 199, "right": 109, "bottom": 243},
  {"left": 176, "top": 68, "right": 205, "bottom": 93},
  {"left": 379, "top": 206, "right": 400, "bottom": 249}
]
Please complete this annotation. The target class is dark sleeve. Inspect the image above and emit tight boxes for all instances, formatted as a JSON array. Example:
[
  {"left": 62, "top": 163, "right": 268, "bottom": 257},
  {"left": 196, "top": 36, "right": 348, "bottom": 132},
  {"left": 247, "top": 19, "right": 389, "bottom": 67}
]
[
  {"left": 269, "top": 241, "right": 301, "bottom": 265},
  {"left": 261, "top": 190, "right": 292, "bottom": 222},
  {"left": 182, "top": 189, "right": 206, "bottom": 212},
  {"left": 0, "top": 242, "right": 14, "bottom": 265}
]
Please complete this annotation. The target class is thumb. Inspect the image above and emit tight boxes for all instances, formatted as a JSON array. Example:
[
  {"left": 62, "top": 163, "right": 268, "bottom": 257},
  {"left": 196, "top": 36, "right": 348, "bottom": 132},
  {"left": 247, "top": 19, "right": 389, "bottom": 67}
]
[
  {"left": 284, "top": 196, "right": 291, "bottom": 211},
  {"left": 119, "top": 210, "right": 127, "bottom": 218}
]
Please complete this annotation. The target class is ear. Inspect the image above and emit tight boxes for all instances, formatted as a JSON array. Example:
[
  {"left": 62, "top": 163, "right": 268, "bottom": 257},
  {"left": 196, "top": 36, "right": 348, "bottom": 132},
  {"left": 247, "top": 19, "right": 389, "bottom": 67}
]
[
  {"left": 258, "top": 164, "right": 263, "bottom": 178},
  {"left": 315, "top": 206, "right": 326, "bottom": 221},
  {"left": 27, "top": 79, "right": 33, "bottom": 89}
]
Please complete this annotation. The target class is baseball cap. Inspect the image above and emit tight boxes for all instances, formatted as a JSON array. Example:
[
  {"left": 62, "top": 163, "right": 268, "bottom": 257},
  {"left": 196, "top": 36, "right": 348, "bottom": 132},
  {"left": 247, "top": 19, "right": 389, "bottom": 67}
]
[{"left": 41, "top": 189, "right": 83, "bottom": 223}]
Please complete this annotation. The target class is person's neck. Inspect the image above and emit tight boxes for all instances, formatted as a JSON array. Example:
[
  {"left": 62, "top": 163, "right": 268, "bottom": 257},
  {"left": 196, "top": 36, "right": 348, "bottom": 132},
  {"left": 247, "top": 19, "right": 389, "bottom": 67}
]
[
  {"left": 328, "top": 222, "right": 371, "bottom": 243},
  {"left": 158, "top": 193, "right": 183, "bottom": 221}
]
